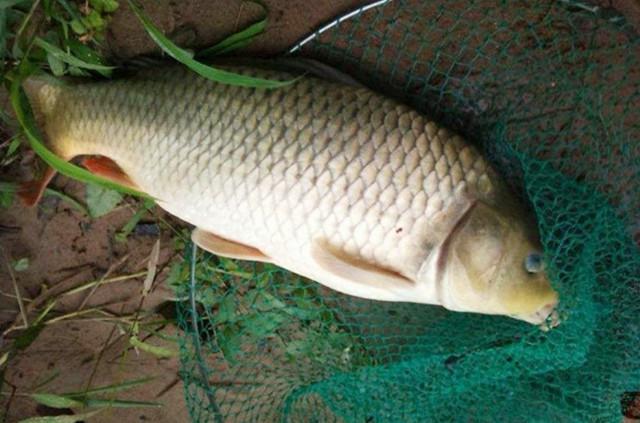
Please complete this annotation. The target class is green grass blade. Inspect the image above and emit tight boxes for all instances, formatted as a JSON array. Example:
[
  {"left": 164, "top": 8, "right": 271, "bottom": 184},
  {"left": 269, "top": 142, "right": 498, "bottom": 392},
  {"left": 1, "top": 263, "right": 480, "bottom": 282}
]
[
  {"left": 0, "top": 0, "right": 32, "bottom": 9},
  {"left": 30, "top": 393, "right": 85, "bottom": 409},
  {"left": 115, "top": 200, "right": 154, "bottom": 242},
  {"left": 64, "top": 377, "right": 156, "bottom": 397},
  {"left": 17, "top": 410, "right": 103, "bottom": 423},
  {"left": 30, "top": 369, "right": 61, "bottom": 391},
  {"left": 44, "top": 188, "right": 89, "bottom": 215},
  {"left": 9, "top": 74, "right": 151, "bottom": 199},
  {"left": 32, "top": 299, "right": 57, "bottom": 326},
  {"left": 115, "top": 207, "right": 145, "bottom": 242},
  {"left": 197, "top": 18, "right": 266, "bottom": 58},
  {"left": 127, "top": 0, "right": 294, "bottom": 88},
  {"left": 7, "top": 135, "right": 22, "bottom": 156},
  {"left": 83, "top": 398, "right": 162, "bottom": 408},
  {"left": 11, "top": 0, "right": 38, "bottom": 58},
  {"left": 130, "top": 335, "right": 177, "bottom": 358},
  {"left": 46, "top": 51, "right": 65, "bottom": 76},
  {"left": 55, "top": 0, "right": 84, "bottom": 23},
  {"left": 34, "top": 37, "right": 114, "bottom": 71}
]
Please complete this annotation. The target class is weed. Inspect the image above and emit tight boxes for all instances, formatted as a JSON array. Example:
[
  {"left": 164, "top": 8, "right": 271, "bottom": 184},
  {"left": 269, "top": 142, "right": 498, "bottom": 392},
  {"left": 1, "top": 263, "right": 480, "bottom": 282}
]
[
  {"left": 2, "top": 377, "right": 162, "bottom": 423},
  {"left": 171, "top": 245, "right": 375, "bottom": 369}
]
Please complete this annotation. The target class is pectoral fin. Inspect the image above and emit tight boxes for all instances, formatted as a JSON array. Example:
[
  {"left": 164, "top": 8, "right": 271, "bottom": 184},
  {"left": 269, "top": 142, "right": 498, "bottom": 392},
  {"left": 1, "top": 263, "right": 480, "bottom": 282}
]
[
  {"left": 81, "top": 156, "right": 139, "bottom": 190},
  {"left": 192, "top": 228, "right": 271, "bottom": 263},
  {"left": 310, "top": 239, "right": 414, "bottom": 292}
]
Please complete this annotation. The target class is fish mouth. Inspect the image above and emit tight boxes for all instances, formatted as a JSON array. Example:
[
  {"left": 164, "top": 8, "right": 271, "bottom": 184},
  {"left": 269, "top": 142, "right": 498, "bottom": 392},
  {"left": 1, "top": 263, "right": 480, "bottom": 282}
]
[{"left": 514, "top": 301, "right": 561, "bottom": 329}]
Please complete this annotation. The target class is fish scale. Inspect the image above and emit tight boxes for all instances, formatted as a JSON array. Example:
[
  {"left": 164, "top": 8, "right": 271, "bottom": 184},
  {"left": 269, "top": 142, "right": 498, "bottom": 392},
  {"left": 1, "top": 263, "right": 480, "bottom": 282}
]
[{"left": 25, "top": 63, "right": 555, "bottom": 312}]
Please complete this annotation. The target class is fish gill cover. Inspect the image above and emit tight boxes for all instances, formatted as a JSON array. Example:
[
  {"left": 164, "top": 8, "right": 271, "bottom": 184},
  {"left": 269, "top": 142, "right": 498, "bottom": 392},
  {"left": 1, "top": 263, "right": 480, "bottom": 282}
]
[{"left": 173, "top": 0, "right": 640, "bottom": 421}]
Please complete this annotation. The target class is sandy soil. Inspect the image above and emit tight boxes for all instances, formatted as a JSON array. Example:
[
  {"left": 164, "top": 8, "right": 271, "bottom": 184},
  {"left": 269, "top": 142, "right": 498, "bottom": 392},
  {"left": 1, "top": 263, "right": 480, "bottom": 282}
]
[{"left": 1, "top": 0, "right": 638, "bottom": 422}]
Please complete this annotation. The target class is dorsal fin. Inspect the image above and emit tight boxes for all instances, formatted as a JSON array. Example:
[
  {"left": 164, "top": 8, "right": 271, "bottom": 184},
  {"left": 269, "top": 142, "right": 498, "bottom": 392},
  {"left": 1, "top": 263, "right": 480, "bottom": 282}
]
[{"left": 192, "top": 228, "right": 271, "bottom": 263}]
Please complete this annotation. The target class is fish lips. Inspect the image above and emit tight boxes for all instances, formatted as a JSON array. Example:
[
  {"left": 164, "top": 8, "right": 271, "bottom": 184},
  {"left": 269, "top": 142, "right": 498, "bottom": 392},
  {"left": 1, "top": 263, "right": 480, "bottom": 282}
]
[{"left": 513, "top": 301, "right": 561, "bottom": 330}]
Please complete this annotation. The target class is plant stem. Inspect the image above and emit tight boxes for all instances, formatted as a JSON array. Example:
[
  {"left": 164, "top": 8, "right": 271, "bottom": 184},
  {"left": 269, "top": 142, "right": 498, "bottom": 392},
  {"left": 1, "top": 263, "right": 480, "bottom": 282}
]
[
  {"left": 1, "top": 250, "right": 28, "bottom": 328},
  {"left": 13, "top": 0, "right": 42, "bottom": 51},
  {"left": 61, "top": 271, "right": 146, "bottom": 297}
]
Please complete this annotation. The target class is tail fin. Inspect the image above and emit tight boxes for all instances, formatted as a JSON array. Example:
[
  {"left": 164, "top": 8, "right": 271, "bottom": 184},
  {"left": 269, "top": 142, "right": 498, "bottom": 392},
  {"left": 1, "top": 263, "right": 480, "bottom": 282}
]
[{"left": 19, "top": 76, "right": 64, "bottom": 207}]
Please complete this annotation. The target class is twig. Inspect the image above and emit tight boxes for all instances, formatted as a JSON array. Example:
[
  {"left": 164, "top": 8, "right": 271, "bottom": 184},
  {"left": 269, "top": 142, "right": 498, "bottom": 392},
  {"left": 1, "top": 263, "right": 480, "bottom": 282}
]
[
  {"left": 1, "top": 269, "right": 143, "bottom": 336},
  {"left": 1, "top": 384, "right": 16, "bottom": 423},
  {"left": 60, "top": 271, "right": 147, "bottom": 297},
  {"left": 62, "top": 316, "right": 138, "bottom": 324},
  {"left": 84, "top": 304, "right": 125, "bottom": 392},
  {"left": 43, "top": 307, "right": 106, "bottom": 325},
  {"left": 31, "top": 299, "right": 56, "bottom": 326},
  {"left": 0, "top": 225, "right": 20, "bottom": 234},
  {"left": 0, "top": 290, "right": 33, "bottom": 302},
  {"left": 13, "top": 0, "right": 42, "bottom": 49},
  {"left": 0, "top": 391, "right": 29, "bottom": 398},
  {"left": 154, "top": 377, "right": 180, "bottom": 399},
  {"left": 142, "top": 239, "right": 161, "bottom": 297},
  {"left": 233, "top": 3, "right": 245, "bottom": 33},
  {"left": 54, "top": 263, "right": 94, "bottom": 275},
  {"left": 1, "top": 250, "right": 28, "bottom": 328},
  {"left": 128, "top": 238, "right": 163, "bottom": 357},
  {"left": 77, "top": 254, "right": 129, "bottom": 311}
]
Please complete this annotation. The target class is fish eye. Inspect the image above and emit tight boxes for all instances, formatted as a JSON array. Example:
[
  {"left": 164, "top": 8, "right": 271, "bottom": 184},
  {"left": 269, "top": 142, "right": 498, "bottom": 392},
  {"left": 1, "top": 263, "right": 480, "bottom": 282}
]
[{"left": 524, "top": 253, "right": 545, "bottom": 274}]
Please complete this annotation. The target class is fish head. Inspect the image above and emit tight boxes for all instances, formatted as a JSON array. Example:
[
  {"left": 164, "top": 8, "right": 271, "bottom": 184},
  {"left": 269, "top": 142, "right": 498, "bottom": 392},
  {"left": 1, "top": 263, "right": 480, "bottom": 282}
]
[{"left": 437, "top": 201, "right": 559, "bottom": 327}]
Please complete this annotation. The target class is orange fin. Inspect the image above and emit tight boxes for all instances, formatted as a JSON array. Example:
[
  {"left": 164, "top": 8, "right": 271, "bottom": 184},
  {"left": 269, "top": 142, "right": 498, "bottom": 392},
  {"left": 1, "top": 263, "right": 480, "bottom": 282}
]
[
  {"left": 192, "top": 228, "right": 271, "bottom": 263},
  {"left": 19, "top": 166, "right": 57, "bottom": 207},
  {"left": 81, "top": 156, "right": 138, "bottom": 190}
]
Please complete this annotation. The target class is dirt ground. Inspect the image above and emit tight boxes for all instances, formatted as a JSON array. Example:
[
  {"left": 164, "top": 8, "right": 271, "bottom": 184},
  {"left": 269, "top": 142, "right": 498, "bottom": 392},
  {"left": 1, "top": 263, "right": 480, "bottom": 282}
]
[{"left": 1, "top": 0, "right": 639, "bottom": 422}]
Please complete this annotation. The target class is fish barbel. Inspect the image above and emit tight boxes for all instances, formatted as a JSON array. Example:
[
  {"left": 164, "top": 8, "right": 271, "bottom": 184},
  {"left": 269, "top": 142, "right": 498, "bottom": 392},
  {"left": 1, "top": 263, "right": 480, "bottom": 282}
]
[{"left": 22, "top": 62, "right": 559, "bottom": 325}]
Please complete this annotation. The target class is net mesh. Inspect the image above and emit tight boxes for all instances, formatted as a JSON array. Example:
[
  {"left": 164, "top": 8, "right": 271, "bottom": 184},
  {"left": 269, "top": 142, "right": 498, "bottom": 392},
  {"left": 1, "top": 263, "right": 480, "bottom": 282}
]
[{"left": 173, "top": 1, "right": 640, "bottom": 421}]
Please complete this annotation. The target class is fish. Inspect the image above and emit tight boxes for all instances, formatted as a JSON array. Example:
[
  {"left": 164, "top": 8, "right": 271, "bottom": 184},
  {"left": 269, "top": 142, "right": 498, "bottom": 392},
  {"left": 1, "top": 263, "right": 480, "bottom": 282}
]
[{"left": 20, "top": 60, "right": 559, "bottom": 327}]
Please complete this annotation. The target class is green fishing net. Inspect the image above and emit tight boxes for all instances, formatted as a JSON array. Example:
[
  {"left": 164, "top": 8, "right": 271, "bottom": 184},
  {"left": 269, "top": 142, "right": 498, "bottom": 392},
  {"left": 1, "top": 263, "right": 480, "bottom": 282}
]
[{"left": 173, "top": 1, "right": 640, "bottom": 421}]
